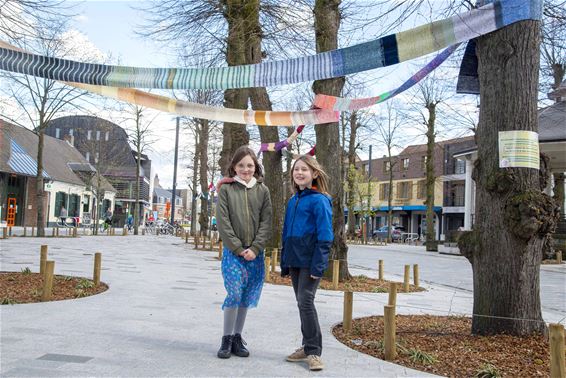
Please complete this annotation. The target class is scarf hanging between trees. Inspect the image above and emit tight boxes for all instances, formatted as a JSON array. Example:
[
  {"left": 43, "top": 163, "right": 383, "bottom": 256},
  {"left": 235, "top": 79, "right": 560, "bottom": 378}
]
[
  {"left": 259, "top": 44, "right": 458, "bottom": 152},
  {"left": 0, "top": 0, "right": 541, "bottom": 90}
]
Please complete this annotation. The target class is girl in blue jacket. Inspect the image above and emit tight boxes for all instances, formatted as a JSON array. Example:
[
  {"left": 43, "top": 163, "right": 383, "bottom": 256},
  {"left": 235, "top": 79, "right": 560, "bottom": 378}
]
[{"left": 281, "top": 155, "right": 333, "bottom": 371}]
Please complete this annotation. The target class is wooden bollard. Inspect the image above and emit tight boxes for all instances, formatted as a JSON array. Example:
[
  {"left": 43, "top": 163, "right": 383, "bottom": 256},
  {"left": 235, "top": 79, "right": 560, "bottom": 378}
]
[
  {"left": 2, "top": 227, "right": 7, "bottom": 239},
  {"left": 93, "top": 252, "right": 102, "bottom": 286},
  {"left": 23, "top": 226, "right": 27, "bottom": 237},
  {"left": 557, "top": 251, "right": 563, "bottom": 265},
  {"left": 8, "top": 226, "right": 12, "bottom": 236},
  {"left": 332, "top": 259, "right": 340, "bottom": 290},
  {"left": 142, "top": 228, "right": 146, "bottom": 235},
  {"left": 209, "top": 237, "right": 214, "bottom": 250},
  {"left": 185, "top": 230, "right": 188, "bottom": 243},
  {"left": 56, "top": 227, "right": 59, "bottom": 237},
  {"left": 378, "top": 259, "right": 384, "bottom": 280},
  {"left": 40, "top": 245, "right": 48, "bottom": 275},
  {"left": 388, "top": 282, "right": 397, "bottom": 307},
  {"left": 194, "top": 235, "right": 199, "bottom": 249},
  {"left": 403, "top": 265, "right": 410, "bottom": 292},
  {"left": 31, "top": 226, "right": 34, "bottom": 236},
  {"left": 218, "top": 241, "right": 223, "bottom": 260},
  {"left": 42, "top": 261, "right": 55, "bottom": 301},
  {"left": 265, "top": 257, "right": 271, "bottom": 282},
  {"left": 413, "top": 264, "right": 419, "bottom": 288},
  {"left": 122, "top": 227, "right": 127, "bottom": 236},
  {"left": 384, "top": 305, "right": 396, "bottom": 360},
  {"left": 271, "top": 248, "right": 279, "bottom": 274},
  {"left": 52, "top": 227, "right": 56, "bottom": 237},
  {"left": 550, "top": 323, "right": 565, "bottom": 378},
  {"left": 343, "top": 290, "right": 353, "bottom": 332}
]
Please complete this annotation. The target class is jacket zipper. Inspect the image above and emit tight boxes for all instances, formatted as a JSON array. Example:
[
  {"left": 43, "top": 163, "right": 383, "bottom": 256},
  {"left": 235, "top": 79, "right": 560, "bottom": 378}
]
[
  {"left": 244, "top": 187, "right": 250, "bottom": 246},
  {"left": 289, "top": 191, "right": 302, "bottom": 236}
]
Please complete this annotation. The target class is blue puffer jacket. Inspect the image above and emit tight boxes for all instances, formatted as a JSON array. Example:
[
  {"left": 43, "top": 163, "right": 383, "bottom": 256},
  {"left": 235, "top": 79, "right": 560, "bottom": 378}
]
[{"left": 281, "top": 188, "right": 334, "bottom": 278}]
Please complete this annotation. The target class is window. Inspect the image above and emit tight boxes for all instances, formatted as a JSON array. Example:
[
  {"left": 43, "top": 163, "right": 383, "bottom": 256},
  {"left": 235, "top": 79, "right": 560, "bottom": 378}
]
[
  {"left": 85, "top": 152, "right": 90, "bottom": 162},
  {"left": 379, "top": 183, "right": 390, "bottom": 200},
  {"left": 105, "top": 131, "right": 109, "bottom": 141},
  {"left": 83, "top": 195, "right": 90, "bottom": 213},
  {"left": 96, "top": 130, "right": 100, "bottom": 140},
  {"left": 383, "top": 161, "right": 392, "bottom": 172},
  {"left": 402, "top": 158, "right": 409, "bottom": 171},
  {"left": 69, "top": 194, "right": 80, "bottom": 216},
  {"left": 364, "top": 164, "right": 369, "bottom": 173},
  {"left": 95, "top": 152, "right": 99, "bottom": 163},
  {"left": 176, "top": 198, "right": 181, "bottom": 206},
  {"left": 54, "top": 192, "right": 67, "bottom": 217},
  {"left": 417, "top": 180, "right": 426, "bottom": 199},
  {"left": 455, "top": 159, "right": 465, "bottom": 174},
  {"left": 55, "top": 128, "right": 60, "bottom": 138},
  {"left": 69, "top": 129, "right": 73, "bottom": 136},
  {"left": 397, "top": 181, "right": 412, "bottom": 199},
  {"left": 87, "top": 130, "right": 92, "bottom": 140}
]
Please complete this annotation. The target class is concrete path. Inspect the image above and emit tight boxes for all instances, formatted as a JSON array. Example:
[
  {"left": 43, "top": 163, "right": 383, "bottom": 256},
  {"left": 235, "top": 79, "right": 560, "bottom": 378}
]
[{"left": 1, "top": 234, "right": 564, "bottom": 377}]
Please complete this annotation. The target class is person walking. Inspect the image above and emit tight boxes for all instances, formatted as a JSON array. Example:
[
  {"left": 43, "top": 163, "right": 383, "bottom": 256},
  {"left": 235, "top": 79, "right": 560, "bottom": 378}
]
[
  {"left": 281, "top": 155, "right": 333, "bottom": 371},
  {"left": 216, "top": 146, "right": 272, "bottom": 359}
]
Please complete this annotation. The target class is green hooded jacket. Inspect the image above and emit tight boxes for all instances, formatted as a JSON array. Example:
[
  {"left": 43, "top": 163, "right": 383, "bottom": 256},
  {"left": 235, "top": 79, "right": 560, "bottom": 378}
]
[{"left": 216, "top": 178, "right": 272, "bottom": 256}]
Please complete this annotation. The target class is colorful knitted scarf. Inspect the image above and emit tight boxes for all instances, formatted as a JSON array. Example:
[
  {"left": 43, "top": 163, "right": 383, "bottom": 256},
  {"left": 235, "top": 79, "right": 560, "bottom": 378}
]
[
  {"left": 259, "top": 44, "right": 458, "bottom": 151},
  {"left": 0, "top": 0, "right": 541, "bottom": 90}
]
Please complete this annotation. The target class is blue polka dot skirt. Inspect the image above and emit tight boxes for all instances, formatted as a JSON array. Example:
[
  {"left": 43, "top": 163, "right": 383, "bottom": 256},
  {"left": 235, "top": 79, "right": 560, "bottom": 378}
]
[{"left": 221, "top": 247, "right": 265, "bottom": 310}]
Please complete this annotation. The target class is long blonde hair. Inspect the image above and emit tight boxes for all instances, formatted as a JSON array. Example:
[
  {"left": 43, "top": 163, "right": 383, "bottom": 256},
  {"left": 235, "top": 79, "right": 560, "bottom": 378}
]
[{"left": 291, "top": 155, "right": 330, "bottom": 195}]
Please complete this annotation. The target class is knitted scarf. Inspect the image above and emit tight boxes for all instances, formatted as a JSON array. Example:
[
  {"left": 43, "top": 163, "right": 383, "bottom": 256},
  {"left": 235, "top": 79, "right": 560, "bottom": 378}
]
[{"left": 0, "top": 0, "right": 541, "bottom": 90}]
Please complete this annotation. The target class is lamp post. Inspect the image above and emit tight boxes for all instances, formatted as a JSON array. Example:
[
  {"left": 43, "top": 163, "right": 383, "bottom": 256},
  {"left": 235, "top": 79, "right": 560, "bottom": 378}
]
[{"left": 366, "top": 145, "right": 373, "bottom": 241}]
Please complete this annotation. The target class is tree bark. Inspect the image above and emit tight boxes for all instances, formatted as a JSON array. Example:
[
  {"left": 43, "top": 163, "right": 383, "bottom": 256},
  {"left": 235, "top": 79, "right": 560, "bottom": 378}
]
[
  {"left": 458, "top": 20, "right": 559, "bottom": 336},
  {"left": 35, "top": 130, "right": 45, "bottom": 236},
  {"left": 191, "top": 129, "right": 199, "bottom": 236},
  {"left": 313, "top": 0, "right": 349, "bottom": 279},
  {"left": 219, "top": 0, "right": 249, "bottom": 175},
  {"left": 245, "top": 0, "right": 284, "bottom": 249},
  {"left": 346, "top": 112, "right": 358, "bottom": 238},
  {"left": 425, "top": 103, "right": 437, "bottom": 251},
  {"left": 199, "top": 119, "right": 210, "bottom": 235}
]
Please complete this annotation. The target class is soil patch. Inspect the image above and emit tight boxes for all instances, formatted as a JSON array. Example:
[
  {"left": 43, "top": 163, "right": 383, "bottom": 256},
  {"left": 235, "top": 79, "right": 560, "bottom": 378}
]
[
  {"left": 269, "top": 273, "right": 425, "bottom": 293},
  {"left": 0, "top": 271, "right": 108, "bottom": 304},
  {"left": 333, "top": 315, "right": 559, "bottom": 377}
]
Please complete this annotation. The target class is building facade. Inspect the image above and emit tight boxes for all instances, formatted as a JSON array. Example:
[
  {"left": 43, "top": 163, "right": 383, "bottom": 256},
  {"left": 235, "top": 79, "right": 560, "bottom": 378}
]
[
  {"left": 45, "top": 116, "right": 152, "bottom": 227},
  {"left": 0, "top": 120, "right": 116, "bottom": 227}
]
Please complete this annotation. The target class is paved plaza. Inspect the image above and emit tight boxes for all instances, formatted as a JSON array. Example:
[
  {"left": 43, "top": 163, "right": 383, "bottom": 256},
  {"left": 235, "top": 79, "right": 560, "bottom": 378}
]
[{"left": 0, "top": 233, "right": 564, "bottom": 377}]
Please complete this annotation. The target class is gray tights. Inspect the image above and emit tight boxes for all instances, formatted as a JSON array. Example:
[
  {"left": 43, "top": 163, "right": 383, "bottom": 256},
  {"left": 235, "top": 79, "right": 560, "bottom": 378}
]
[{"left": 223, "top": 307, "right": 248, "bottom": 336}]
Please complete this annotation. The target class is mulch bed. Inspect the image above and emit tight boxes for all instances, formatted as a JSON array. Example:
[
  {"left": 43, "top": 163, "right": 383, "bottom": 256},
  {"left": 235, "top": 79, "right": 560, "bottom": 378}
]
[
  {"left": 0, "top": 271, "right": 108, "bottom": 304},
  {"left": 333, "top": 315, "right": 560, "bottom": 377},
  {"left": 269, "top": 273, "right": 425, "bottom": 293}
]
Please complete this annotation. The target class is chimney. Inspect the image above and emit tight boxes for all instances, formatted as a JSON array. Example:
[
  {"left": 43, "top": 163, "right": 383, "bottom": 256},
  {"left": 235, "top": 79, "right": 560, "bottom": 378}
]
[{"left": 548, "top": 80, "right": 566, "bottom": 103}]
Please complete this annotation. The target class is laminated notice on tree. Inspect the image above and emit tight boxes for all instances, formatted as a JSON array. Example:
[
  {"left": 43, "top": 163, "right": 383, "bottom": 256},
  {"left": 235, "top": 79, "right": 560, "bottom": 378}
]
[{"left": 498, "top": 131, "right": 539, "bottom": 169}]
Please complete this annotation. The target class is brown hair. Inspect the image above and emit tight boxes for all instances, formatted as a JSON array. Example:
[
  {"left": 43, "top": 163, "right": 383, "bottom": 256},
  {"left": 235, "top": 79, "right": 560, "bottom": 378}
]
[
  {"left": 227, "top": 146, "right": 263, "bottom": 178},
  {"left": 291, "top": 155, "right": 330, "bottom": 195}
]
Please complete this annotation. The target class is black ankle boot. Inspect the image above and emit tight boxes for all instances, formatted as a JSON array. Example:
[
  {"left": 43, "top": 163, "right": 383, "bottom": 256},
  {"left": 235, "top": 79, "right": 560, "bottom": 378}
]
[
  {"left": 217, "top": 335, "right": 233, "bottom": 359},
  {"left": 231, "top": 333, "right": 249, "bottom": 357}
]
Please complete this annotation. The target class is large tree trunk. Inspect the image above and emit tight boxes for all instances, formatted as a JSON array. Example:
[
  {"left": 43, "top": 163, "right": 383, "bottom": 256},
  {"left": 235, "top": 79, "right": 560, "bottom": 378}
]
[
  {"left": 35, "top": 130, "right": 45, "bottom": 236},
  {"left": 458, "top": 20, "right": 559, "bottom": 336},
  {"left": 313, "top": 0, "right": 349, "bottom": 280},
  {"left": 245, "top": 0, "right": 284, "bottom": 249},
  {"left": 425, "top": 104, "right": 437, "bottom": 251},
  {"left": 219, "top": 0, "right": 249, "bottom": 175},
  {"left": 199, "top": 119, "right": 210, "bottom": 235}
]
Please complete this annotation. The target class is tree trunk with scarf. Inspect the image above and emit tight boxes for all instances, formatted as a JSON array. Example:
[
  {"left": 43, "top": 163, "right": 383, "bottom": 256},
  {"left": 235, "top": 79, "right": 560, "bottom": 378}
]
[
  {"left": 219, "top": 0, "right": 249, "bottom": 175},
  {"left": 313, "top": 0, "right": 349, "bottom": 280},
  {"left": 458, "top": 20, "right": 559, "bottom": 336},
  {"left": 346, "top": 111, "right": 359, "bottom": 239},
  {"left": 199, "top": 119, "right": 210, "bottom": 235},
  {"left": 35, "top": 129, "right": 46, "bottom": 236},
  {"left": 424, "top": 102, "right": 437, "bottom": 251}
]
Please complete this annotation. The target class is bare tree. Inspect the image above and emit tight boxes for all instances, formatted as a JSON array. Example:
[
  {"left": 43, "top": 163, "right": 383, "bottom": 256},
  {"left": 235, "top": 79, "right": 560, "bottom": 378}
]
[
  {"left": 372, "top": 102, "right": 403, "bottom": 242},
  {"left": 541, "top": 1, "right": 566, "bottom": 96},
  {"left": 122, "top": 105, "right": 157, "bottom": 235},
  {"left": 0, "top": 23, "right": 91, "bottom": 236},
  {"left": 0, "top": 0, "right": 72, "bottom": 41},
  {"left": 458, "top": 18, "right": 560, "bottom": 336}
]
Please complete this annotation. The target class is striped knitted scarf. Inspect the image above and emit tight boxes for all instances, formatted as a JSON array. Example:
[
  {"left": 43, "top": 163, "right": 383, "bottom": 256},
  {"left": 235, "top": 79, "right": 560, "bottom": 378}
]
[
  {"left": 0, "top": 0, "right": 541, "bottom": 90},
  {"left": 260, "top": 44, "right": 458, "bottom": 151}
]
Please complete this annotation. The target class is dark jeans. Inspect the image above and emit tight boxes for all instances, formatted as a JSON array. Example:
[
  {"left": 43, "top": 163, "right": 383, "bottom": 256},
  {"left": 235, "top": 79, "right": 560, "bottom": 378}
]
[{"left": 289, "top": 267, "right": 322, "bottom": 356}]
